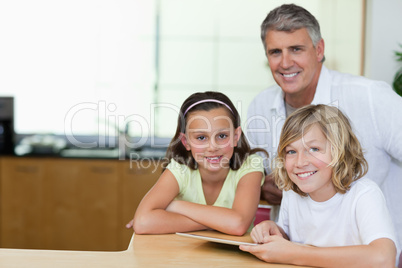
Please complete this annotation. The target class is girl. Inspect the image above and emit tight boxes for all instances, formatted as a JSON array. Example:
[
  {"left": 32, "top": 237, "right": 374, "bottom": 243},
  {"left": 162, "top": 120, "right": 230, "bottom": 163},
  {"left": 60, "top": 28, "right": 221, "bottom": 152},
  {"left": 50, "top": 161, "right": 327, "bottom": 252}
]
[
  {"left": 127, "top": 91, "right": 267, "bottom": 235},
  {"left": 240, "top": 104, "right": 398, "bottom": 267}
]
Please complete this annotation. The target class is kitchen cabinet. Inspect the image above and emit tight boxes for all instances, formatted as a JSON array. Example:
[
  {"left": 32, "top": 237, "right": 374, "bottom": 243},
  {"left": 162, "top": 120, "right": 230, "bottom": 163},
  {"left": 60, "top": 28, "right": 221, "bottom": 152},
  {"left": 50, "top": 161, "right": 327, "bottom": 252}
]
[
  {"left": 119, "top": 160, "right": 162, "bottom": 248},
  {"left": 0, "top": 157, "right": 161, "bottom": 251},
  {"left": 0, "top": 158, "right": 45, "bottom": 249},
  {"left": 42, "top": 159, "right": 120, "bottom": 251}
]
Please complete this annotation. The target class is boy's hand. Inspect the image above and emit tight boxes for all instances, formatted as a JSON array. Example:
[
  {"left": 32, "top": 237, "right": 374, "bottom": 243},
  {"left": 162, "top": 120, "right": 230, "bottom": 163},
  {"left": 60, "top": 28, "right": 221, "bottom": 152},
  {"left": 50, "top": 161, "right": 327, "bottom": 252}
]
[
  {"left": 251, "top": 220, "right": 283, "bottom": 243},
  {"left": 239, "top": 235, "right": 293, "bottom": 263}
]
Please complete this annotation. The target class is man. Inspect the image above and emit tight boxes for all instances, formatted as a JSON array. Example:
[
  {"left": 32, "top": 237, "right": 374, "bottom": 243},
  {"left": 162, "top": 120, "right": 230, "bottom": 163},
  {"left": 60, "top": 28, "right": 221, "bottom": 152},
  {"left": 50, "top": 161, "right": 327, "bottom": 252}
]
[{"left": 246, "top": 3, "right": 402, "bottom": 264}]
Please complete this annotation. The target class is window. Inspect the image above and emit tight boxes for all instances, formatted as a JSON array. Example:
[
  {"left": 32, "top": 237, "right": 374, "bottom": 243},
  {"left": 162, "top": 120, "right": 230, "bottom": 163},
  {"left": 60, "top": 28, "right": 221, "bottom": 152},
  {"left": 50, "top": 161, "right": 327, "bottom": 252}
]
[{"left": 0, "top": 0, "right": 364, "bottom": 141}]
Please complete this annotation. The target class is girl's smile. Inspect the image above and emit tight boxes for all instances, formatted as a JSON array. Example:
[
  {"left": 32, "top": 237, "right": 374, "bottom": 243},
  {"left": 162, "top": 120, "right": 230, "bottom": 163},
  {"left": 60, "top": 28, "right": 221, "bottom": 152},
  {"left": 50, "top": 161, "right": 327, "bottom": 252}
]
[{"left": 205, "top": 155, "right": 223, "bottom": 164}]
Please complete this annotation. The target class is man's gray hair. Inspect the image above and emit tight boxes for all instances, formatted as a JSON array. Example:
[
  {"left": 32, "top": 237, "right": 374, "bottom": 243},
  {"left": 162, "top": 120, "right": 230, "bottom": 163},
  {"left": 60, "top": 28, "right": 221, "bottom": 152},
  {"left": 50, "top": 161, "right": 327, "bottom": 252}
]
[{"left": 261, "top": 4, "right": 324, "bottom": 61}]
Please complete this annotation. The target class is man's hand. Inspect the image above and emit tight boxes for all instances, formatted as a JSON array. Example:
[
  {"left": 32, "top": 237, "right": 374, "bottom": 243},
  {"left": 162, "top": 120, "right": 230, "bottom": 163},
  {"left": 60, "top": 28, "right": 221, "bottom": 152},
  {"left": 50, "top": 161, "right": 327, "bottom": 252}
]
[{"left": 261, "top": 174, "right": 282, "bottom": 205}]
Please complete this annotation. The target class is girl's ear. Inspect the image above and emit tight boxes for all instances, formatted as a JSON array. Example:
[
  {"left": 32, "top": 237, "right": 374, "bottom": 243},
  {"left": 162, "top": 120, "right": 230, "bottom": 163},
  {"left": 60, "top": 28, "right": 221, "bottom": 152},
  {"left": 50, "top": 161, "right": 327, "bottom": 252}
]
[
  {"left": 233, "top": 126, "right": 242, "bottom": 147},
  {"left": 180, "top": 133, "right": 191, "bottom": 151}
]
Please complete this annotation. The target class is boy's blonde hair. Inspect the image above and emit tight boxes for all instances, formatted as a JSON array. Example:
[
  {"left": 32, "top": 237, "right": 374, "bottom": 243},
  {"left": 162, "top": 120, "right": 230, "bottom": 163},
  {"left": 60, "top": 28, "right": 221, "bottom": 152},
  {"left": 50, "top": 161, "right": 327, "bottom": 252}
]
[{"left": 274, "top": 104, "right": 368, "bottom": 196}]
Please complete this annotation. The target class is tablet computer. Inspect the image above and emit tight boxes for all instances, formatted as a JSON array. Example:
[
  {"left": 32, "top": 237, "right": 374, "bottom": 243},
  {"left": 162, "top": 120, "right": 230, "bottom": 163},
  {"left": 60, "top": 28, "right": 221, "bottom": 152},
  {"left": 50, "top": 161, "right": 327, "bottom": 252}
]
[{"left": 176, "top": 231, "right": 258, "bottom": 246}]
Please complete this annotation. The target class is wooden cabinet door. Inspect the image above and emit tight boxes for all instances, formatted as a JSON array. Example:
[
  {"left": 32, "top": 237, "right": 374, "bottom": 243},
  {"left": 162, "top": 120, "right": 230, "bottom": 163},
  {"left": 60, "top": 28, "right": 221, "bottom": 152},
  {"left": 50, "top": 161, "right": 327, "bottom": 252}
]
[
  {"left": 118, "top": 159, "right": 162, "bottom": 249},
  {"left": 0, "top": 157, "right": 161, "bottom": 251},
  {"left": 43, "top": 159, "right": 119, "bottom": 251},
  {"left": 0, "top": 157, "right": 45, "bottom": 249}
]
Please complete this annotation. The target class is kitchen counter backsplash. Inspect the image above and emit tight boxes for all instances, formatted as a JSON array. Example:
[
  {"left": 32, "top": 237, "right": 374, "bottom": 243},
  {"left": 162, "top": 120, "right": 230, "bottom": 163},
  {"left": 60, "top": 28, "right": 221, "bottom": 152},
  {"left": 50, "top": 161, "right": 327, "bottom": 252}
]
[{"left": 12, "top": 134, "right": 169, "bottom": 160}]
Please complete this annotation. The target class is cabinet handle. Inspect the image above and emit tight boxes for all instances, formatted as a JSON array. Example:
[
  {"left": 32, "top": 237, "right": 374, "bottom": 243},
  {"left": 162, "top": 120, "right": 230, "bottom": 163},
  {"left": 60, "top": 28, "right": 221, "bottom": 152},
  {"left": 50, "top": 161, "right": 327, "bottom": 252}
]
[
  {"left": 90, "top": 166, "right": 115, "bottom": 174},
  {"left": 125, "top": 168, "right": 149, "bottom": 175},
  {"left": 15, "top": 165, "right": 39, "bottom": 173}
]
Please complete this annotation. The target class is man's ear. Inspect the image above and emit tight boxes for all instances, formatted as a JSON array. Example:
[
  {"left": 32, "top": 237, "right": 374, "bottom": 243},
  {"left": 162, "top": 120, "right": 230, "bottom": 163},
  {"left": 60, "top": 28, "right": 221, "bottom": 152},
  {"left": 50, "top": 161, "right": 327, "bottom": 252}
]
[
  {"left": 180, "top": 133, "right": 191, "bottom": 151},
  {"left": 316, "top": 38, "right": 325, "bottom": 62},
  {"left": 233, "top": 126, "right": 242, "bottom": 147}
]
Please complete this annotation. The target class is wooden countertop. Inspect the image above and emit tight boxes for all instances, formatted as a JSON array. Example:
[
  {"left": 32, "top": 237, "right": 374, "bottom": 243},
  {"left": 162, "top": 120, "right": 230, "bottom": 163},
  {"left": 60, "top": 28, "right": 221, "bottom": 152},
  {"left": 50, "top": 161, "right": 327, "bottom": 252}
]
[{"left": 0, "top": 231, "right": 310, "bottom": 267}]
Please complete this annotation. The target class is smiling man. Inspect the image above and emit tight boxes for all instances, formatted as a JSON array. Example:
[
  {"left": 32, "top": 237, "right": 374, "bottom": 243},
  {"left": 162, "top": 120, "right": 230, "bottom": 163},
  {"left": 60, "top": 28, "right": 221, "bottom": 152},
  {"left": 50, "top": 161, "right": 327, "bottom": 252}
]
[
  {"left": 246, "top": 4, "right": 402, "bottom": 266},
  {"left": 265, "top": 27, "right": 323, "bottom": 108}
]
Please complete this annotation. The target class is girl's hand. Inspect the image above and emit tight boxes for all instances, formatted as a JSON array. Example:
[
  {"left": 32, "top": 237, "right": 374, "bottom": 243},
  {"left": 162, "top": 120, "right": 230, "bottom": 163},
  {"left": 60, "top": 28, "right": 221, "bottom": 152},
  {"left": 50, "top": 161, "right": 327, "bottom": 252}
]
[
  {"left": 250, "top": 220, "right": 283, "bottom": 244},
  {"left": 126, "top": 219, "right": 134, "bottom": 229},
  {"left": 239, "top": 235, "right": 296, "bottom": 264},
  {"left": 165, "top": 200, "right": 181, "bottom": 213}
]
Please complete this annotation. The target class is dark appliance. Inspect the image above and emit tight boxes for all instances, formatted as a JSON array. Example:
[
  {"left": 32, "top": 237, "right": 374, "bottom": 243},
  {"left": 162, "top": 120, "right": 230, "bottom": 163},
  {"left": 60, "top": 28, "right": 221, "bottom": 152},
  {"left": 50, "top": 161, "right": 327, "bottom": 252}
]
[{"left": 0, "top": 97, "right": 15, "bottom": 155}]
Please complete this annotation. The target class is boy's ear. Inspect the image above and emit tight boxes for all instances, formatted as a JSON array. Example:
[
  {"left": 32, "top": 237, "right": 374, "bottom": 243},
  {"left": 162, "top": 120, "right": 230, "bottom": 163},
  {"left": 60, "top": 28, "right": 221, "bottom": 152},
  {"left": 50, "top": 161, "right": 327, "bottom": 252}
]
[
  {"left": 233, "top": 126, "right": 242, "bottom": 147},
  {"left": 180, "top": 133, "right": 191, "bottom": 151}
]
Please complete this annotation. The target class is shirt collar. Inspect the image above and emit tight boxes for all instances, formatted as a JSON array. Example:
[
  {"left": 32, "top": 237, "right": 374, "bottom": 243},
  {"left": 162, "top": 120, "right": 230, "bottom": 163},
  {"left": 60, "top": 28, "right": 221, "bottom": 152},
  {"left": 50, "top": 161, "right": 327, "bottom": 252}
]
[
  {"left": 271, "top": 87, "right": 286, "bottom": 117},
  {"left": 271, "top": 65, "right": 332, "bottom": 116},
  {"left": 311, "top": 65, "right": 332, "bottom": 105}
]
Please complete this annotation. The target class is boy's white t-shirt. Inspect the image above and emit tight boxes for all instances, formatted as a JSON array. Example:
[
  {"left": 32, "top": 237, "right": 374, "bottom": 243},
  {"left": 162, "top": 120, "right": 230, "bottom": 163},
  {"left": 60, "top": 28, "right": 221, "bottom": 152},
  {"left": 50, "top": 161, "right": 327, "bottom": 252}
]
[{"left": 277, "top": 178, "right": 398, "bottom": 249}]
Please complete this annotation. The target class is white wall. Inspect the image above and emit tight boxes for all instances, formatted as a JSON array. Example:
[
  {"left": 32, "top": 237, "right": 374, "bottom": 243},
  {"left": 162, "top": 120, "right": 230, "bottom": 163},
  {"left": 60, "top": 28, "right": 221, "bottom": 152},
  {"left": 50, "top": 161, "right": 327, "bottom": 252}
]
[
  {"left": 0, "top": 0, "right": 365, "bottom": 137},
  {"left": 1, "top": 1, "right": 393, "bottom": 138},
  {"left": 364, "top": 0, "right": 402, "bottom": 85}
]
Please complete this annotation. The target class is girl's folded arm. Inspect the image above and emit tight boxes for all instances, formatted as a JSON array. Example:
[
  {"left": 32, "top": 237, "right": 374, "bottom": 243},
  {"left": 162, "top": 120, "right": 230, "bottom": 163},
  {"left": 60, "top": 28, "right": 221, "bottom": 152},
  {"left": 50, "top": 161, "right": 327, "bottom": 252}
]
[
  {"left": 132, "top": 169, "right": 207, "bottom": 234},
  {"left": 166, "top": 171, "right": 263, "bottom": 236}
]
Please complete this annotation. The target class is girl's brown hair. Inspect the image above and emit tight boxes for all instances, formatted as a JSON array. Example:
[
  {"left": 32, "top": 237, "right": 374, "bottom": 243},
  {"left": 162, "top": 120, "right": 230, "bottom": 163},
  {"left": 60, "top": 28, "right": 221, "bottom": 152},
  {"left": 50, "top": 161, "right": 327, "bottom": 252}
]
[{"left": 274, "top": 104, "right": 368, "bottom": 196}]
